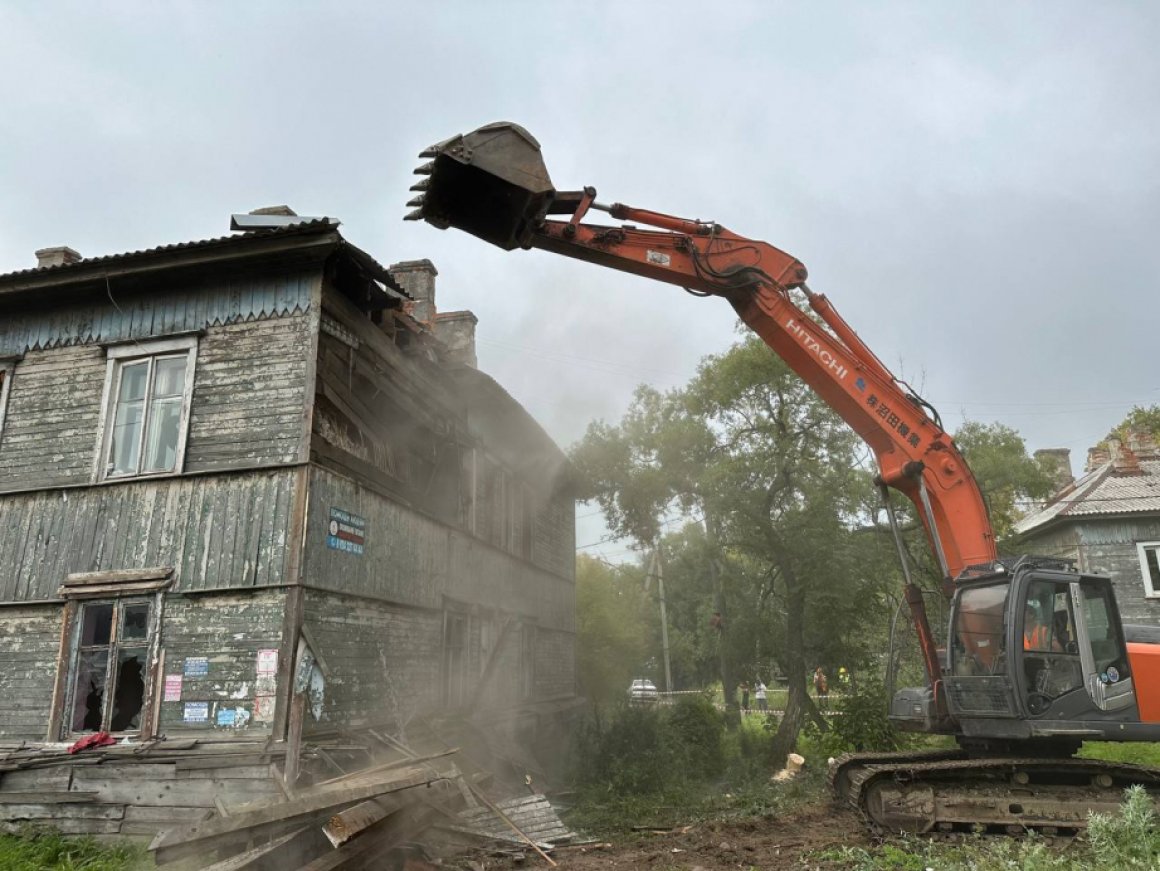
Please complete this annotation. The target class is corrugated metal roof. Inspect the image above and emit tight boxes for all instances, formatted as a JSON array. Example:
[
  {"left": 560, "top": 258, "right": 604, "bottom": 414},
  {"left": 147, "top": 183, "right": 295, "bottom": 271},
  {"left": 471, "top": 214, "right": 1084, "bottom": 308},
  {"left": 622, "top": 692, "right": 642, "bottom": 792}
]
[
  {"left": 0, "top": 218, "right": 340, "bottom": 283},
  {"left": 1015, "top": 458, "right": 1160, "bottom": 534}
]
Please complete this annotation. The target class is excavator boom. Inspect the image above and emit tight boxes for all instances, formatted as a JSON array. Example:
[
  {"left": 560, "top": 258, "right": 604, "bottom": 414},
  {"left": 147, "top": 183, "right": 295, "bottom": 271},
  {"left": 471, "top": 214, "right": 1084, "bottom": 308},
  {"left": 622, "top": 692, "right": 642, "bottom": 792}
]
[{"left": 406, "top": 121, "right": 1160, "bottom": 837}]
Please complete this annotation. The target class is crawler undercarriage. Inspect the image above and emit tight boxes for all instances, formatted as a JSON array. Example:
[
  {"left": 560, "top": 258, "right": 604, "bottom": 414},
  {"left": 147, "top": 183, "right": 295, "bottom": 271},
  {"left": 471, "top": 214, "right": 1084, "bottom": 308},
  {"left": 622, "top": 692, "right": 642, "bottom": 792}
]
[{"left": 831, "top": 748, "right": 1160, "bottom": 836}]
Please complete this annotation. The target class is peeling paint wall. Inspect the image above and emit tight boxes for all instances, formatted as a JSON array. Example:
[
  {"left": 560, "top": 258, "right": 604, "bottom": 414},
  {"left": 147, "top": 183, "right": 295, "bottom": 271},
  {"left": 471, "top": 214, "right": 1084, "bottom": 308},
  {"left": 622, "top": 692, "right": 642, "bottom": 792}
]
[
  {"left": 0, "top": 605, "right": 62, "bottom": 738},
  {"left": 156, "top": 590, "right": 286, "bottom": 735},
  {"left": 301, "top": 589, "right": 441, "bottom": 732},
  {"left": 0, "top": 590, "right": 287, "bottom": 740},
  {"left": 1022, "top": 518, "right": 1160, "bottom": 624},
  {"left": 304, "top": 466, "right": 574, "bottom": 632},
  {"left": 0, "top": 468, "right": 301, "bottom": 600},
  {"left": 0, "top": 309, "right": 315, "bottom": 494}
]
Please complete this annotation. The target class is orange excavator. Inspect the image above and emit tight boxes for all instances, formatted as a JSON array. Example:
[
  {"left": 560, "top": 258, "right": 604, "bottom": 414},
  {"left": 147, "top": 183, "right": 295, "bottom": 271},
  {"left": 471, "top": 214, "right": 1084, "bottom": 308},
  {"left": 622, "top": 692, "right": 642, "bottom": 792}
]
[{"left": 406, "top": 122, "right": 1160, "bottom": 834}]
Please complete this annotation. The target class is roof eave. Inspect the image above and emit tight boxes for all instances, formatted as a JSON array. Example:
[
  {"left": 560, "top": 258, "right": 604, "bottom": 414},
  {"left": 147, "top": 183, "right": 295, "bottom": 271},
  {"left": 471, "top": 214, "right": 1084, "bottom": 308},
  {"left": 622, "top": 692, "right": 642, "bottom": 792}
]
[{"left": 0, "top": 226, "right": 345, "bottom": 302}]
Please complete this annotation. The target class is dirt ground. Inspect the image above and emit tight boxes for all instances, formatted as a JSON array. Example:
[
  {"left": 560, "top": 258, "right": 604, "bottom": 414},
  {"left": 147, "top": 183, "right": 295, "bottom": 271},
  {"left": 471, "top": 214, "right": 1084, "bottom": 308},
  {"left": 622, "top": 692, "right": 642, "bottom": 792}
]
[{"left": 483, "top": 804, "right": 871, "bottom": 870}]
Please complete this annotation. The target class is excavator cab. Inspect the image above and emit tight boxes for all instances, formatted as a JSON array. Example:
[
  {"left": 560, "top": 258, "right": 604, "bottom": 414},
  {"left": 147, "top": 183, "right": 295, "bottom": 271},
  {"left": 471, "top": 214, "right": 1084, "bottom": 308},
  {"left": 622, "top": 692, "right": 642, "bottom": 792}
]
[{"left": 911, "top": 558, "right": 1149, "bottom": 745}]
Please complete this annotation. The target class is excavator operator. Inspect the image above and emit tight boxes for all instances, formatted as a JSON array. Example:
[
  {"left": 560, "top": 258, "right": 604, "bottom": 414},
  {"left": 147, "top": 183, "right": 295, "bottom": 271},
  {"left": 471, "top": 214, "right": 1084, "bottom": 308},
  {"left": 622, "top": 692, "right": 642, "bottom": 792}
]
[{"left": 1024, "top": 599, "right": 1062, "bottom": 652}]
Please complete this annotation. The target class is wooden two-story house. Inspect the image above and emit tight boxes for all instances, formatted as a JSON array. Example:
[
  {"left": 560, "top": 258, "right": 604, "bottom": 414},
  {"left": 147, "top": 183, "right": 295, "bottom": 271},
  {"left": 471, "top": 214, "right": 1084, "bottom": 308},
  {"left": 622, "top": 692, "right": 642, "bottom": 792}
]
[{"left": 0, "top": 212, "right": 576, "bottom": 834}]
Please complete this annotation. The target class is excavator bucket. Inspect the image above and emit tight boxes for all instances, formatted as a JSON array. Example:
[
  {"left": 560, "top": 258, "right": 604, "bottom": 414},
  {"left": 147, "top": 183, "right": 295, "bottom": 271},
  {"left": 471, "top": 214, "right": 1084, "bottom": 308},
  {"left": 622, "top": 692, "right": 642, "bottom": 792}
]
[{"left": 405, "top": 122, "right": 555, "bottom": 250}]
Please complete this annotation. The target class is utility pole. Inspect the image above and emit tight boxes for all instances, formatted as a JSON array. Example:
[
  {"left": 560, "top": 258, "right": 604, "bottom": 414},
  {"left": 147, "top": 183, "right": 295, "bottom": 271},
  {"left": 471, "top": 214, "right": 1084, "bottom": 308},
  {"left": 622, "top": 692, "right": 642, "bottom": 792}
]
[{"left": 646, "top": 549, "right": 674, "bottom": 693}]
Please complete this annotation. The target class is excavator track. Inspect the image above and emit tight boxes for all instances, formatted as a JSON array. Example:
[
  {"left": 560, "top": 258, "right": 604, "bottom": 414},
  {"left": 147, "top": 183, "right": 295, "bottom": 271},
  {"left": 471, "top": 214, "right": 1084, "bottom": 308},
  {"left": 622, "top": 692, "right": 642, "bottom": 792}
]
[{"left": 831, "top": 750, "right": 1160, "bottom": 836}]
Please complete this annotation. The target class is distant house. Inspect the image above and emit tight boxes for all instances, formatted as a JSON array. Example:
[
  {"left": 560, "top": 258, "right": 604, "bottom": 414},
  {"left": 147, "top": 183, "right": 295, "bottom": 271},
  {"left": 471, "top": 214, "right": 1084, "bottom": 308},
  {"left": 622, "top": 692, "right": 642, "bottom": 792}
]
[
  {"left": 0, "top": 210, "right": 577, "bottom": 835},
  {"left": 1015, "top": 431, "right": 1160, "bottom": 624}
]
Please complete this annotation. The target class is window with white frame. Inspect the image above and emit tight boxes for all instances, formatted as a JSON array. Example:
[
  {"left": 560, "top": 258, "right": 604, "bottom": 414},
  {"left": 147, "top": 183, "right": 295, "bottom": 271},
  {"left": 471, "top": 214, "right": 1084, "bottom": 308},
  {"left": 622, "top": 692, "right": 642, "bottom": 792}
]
[
  {"left": 1137, "top": 542, "right": 1160, "bottom": 598},
  {"left": 98, "top": 337, "right": 197, "bottom": 480}
]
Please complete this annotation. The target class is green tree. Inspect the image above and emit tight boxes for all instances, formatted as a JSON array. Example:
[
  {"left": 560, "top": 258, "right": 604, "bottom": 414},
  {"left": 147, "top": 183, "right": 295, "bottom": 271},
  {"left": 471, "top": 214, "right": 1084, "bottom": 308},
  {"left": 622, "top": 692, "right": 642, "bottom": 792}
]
[
  {"left": 953, "top": 421, "right": 1054, "bottom": 540},
  {"left": 1109, "top": 404, "right": 1160, "bottom": 441},
  {"left": 572, "top": 335, "right": 895, "bottom": 766},
  {"left": 575, "top": 555, "right": 651, "bottom": 708}
]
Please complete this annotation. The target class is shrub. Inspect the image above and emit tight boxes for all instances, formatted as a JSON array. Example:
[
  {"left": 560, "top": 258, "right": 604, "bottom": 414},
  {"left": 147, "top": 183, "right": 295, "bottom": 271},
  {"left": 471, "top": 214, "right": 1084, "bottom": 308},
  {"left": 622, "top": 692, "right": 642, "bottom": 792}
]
[
  {"left": 666, "top": 695, "right": 725, "bottom": 781},
  {"left": 1087, "top": 785, "right": 1160, "bottom": 868},
  {"left": 575, "top": 695, "right": 727, "bottom": 795},
  {"left": 803, "top": 676, "right": 915, "bottom": 759}
]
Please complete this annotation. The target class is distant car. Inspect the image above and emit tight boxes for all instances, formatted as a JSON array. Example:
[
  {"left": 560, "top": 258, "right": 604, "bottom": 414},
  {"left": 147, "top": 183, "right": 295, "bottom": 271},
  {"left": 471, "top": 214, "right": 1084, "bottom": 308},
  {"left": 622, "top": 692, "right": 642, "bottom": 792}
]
[{"left": 628, "top": 679, "right": 659, "bottom": 702}]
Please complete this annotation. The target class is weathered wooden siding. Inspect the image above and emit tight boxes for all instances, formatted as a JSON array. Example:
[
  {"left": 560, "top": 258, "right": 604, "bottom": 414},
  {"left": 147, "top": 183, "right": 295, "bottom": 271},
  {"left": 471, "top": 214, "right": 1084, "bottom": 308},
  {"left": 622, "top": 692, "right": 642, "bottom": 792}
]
[
  {"left": 1077, "top": 519, "right": 1160, "bottom": 625},
  {"left": 0, "top": 344, "right": 107, "bottom": 490},
  {"left": 302, "top": 589, "right": 442, "bottom": 733},
  {"left": 0, "top": 590, "right": 287, "bottom": 741},
  {"left": 1023, "top": 518, "right": 1160, "bottom": 625},
  {"left": 0, "top": 605, "right": 62, "bottom": 738},
  {"left": 156, "top": 590, "right": 287, "bottom": 736},
  {"left": 304, "top": 467, "right": 575, "bottom": 634},
  {"left": 0, "top": 468, "right": 300, "bottom": 601},
  {"left": 0, "top": 270, "right": 315, "bottom": 358},
  {"left": 533, "top": 490, "right": 575, "bottom": 581},
  {"left": 0, "top": 755, "right": 281, "bottom": 837},
  {"left": 0, "top": 311, "right": 315, "bottom": 493},
  {"left": 184, "top": 314, "right": 314, "bottom": 473},
  {"left": 533, "top": 628, "right": 575, "bottom": 700}
]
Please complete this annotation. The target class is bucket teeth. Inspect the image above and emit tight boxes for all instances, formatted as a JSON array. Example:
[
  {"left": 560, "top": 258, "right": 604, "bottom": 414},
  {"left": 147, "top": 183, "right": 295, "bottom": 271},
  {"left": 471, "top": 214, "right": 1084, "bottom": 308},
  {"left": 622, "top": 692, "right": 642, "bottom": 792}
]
[
  {"left": 406, "top": 196, "right": 426, "bottom": 208},
  {"left": 418, "top": 146, "right": 441, "bottom": 158},
  {"left": 409, "top": 178, "right": 430, "bottom": 192},
  {"left": 403, "top": 209, "right": 424, "bottom": 222},
  {"left": 413, "top": 161, "right": 434, "bottom": 175}
]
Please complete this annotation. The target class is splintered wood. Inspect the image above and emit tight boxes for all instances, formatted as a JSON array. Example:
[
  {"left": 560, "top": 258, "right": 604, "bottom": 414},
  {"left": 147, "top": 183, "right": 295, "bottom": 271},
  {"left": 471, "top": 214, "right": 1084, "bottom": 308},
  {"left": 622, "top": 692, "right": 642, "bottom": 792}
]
[{"left": 141, "top": 736, "right": 575, "bottom": 870}]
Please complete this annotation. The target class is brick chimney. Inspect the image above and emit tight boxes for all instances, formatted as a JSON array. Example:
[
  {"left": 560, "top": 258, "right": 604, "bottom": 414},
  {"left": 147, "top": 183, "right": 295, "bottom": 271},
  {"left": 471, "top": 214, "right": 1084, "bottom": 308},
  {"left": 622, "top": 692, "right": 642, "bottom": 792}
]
[
  {"left": 435, "top": 311, "right": 478, "bottom": 368},
  {"left": 35, "top": 246, "right": 82, "bottom": 269},
  {"left": 389, "top": 259, "right": 437, "bottom": 326},
  {"left": 1127, "top": 428, "right": 1160, "bottom": 460},
  {"left": 1086, "top": 445, "right": 1111, "bottom": 472},
  {"left": 1108, "top": 437, "right": 1145, "bottom": 475},
  {"left": 1034, "top": 448, "right": 1074, "bottom": 493}
]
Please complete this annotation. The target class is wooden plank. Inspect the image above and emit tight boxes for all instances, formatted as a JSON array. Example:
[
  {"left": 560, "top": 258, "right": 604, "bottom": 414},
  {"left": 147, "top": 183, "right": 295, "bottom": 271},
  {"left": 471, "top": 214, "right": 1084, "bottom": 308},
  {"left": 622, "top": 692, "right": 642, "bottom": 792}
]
[
  {"left": 69, "top": 768, "right": 278, "bottom": 807},
  {"left": 0, "top": 802, "right": 125, "bottom": 820},
  {"left": 322, "top": 797, "right": 395, "bottom": 847},
  {"left": 0, "top": 790, "right": 98, "bottom": 804},
  {"left": 313, "top": 747, "right": 458, "bottom": 788},
  {"left": 151, "top": 765, "right": 441, "bottom": 853},
  {"left": 299, "top": 804, "right": 435, "bottom": 871},
  {"left": 199, "top": 825, "right": 330, "bottom": 871},
  {"left": 64, "top": 566, "right": 174, "bottom": 586}
]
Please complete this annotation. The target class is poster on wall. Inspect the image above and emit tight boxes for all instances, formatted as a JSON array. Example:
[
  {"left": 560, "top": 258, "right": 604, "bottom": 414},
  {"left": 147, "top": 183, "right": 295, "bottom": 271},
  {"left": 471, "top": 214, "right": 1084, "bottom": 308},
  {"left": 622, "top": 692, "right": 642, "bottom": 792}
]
[
  {"left": 183, "top": 702, "right": 209, "bottom": 724},
  {"left": 163, "top": 675, "right": 183, "bottom": 702},
  {"left": 327, "top": 508, "right": 366, "bottom": 555},
  {"left": 254, "top": 695, "right": 276, "bottom": 722},
  {"left": 257, "top": 649, "right": 278, "bottom": 674},
  {"left": 184, "top": 657, "right": 209, "bottom": 678}
]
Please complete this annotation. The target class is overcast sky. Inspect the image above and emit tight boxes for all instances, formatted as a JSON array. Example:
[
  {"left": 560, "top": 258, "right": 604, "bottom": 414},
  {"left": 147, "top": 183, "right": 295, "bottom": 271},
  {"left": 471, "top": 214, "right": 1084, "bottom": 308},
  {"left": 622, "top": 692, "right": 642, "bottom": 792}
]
[{"left": 2, "top": 3, "right": 1157, "bottom": 559}]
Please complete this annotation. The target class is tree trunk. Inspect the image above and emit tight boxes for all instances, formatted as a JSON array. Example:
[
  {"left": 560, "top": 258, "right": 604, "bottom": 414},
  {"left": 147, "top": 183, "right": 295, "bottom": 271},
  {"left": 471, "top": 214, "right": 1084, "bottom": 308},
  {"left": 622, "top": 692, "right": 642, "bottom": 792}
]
[
  {"left": 769, "top": 558, "right": 807, "bottom": 769},
  {"left": 705, "top": 517, "right": 739, "bottom": 729}
]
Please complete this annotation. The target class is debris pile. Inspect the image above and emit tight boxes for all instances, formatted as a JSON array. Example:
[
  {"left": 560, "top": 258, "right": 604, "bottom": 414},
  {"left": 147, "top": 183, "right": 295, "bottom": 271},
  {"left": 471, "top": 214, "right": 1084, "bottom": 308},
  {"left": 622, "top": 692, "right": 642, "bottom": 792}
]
[{"left": 147, "top": 736, "right": 579, "bottom": 870}]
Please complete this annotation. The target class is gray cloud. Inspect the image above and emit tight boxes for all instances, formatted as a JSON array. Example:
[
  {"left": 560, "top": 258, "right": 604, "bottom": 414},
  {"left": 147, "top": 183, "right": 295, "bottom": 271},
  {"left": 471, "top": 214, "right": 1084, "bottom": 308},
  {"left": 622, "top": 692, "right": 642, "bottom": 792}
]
[{"left": 2, "top": 1, "right": 1157, "bottom": 492}]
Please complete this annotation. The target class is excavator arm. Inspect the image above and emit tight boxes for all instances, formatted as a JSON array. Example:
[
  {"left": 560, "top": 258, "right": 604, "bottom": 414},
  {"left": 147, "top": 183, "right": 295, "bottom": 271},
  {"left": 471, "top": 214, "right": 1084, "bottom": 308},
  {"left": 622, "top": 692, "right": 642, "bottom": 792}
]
[{"left": 407, "top": 122, "right": 998, "bottom": 698}]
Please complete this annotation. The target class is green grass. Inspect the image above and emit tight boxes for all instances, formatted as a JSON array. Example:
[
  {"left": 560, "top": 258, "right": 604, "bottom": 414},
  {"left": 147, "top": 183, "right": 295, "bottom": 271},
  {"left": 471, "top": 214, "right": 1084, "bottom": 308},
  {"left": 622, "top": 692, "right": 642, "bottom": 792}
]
[
  {"left": 1078, "top": 740, "right": 1160, "bottom": 767},
  {"left": 0, "top": 827, "right": 148, "bottom": 871}
]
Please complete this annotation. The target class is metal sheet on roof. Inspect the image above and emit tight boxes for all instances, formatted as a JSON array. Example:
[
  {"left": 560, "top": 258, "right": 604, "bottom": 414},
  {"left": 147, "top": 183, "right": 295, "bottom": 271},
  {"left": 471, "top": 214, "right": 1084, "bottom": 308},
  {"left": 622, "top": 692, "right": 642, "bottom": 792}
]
[
  {"left": 1016, "top": 459, "right": 1160, "bottom": 534},
  {"left": 0, "top": 218, "right": 340, "bottom": 285}
]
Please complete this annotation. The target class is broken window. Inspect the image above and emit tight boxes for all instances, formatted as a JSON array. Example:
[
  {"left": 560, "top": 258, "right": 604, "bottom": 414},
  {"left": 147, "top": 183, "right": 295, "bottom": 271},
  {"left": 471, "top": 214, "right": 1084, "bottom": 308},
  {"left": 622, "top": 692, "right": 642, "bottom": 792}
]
[
  {"left": 99, "top": 337, "right": 196, "bottom": 480},
  {"left": 66, "top": 598, "right": 155, "bottom": 734}
]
